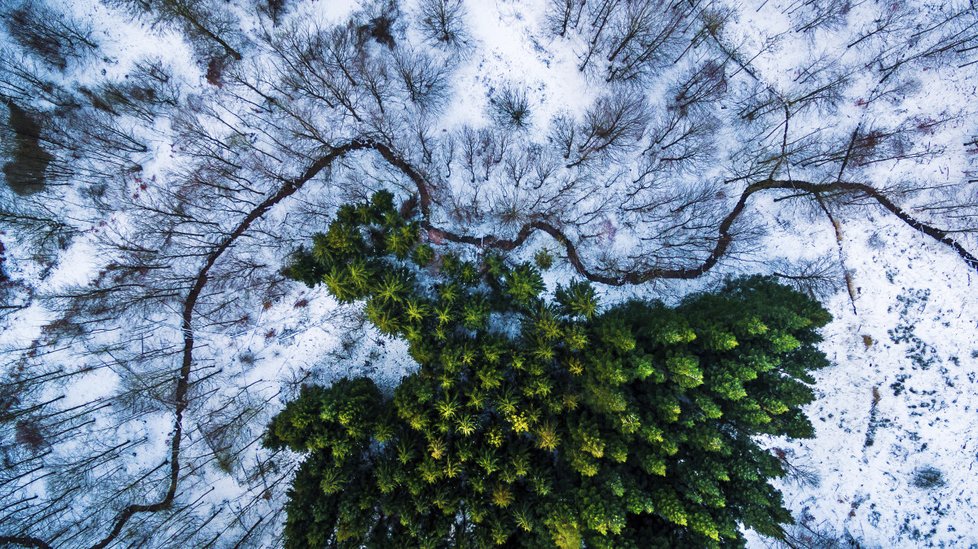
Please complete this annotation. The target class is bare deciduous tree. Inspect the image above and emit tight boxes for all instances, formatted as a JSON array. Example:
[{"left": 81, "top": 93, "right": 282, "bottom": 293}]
[
  {"left": 3, "top": 1, "right": 98, "bottom": 70},
  {"left": 545, "top": 0, "right": 585, "bottom": 37},
  {"left": 108, "top": 0, "right": 245, "bottom": 61},
  {"left": 569, "top": 91, "right": 648, "bottom": 168},
  {"left": 417, "top": 0, "right": 467, "bottom": 48}
]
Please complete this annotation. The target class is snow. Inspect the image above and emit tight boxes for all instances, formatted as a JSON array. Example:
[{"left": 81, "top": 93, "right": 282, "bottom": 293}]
[
  {"left": 441, "top": 0, "right": 595, "bottom": 131},
  {"left": 2, "top": 0, "right": 977, "bottom": 545},
  {"left": 755, "top": 209, "right": 978, "bottom": 546}
]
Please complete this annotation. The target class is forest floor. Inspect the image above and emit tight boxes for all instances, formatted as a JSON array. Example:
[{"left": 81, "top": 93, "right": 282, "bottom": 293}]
[{"left": 2, "top": 0, "right": 977, "bottom": 546}]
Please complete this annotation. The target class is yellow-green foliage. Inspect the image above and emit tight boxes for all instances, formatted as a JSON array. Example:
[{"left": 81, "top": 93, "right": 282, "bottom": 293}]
[{"left": 270, "top": 192, "right": 832, "bottom": 548}]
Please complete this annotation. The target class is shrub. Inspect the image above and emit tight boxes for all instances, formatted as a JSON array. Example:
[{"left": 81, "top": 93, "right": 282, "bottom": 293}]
[
  {"left": 534, "top": 248, "right": 554, "bottom": 270},
  {"left": 911, "top": 466, "right": 944, "bottom": 489},
  {"left": 490, "top": 84, "right": 532, "bottom": 129}
]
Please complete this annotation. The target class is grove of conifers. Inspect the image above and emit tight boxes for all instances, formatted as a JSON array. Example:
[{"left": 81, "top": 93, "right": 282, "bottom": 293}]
[{"left": 267, "top": 191, "right": 832, "bottom": 547}]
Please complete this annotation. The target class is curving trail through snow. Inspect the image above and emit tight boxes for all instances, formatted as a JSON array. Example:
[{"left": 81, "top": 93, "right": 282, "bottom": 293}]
[{"left": 3, "top": 141, "right": 975, "bottom": 549}]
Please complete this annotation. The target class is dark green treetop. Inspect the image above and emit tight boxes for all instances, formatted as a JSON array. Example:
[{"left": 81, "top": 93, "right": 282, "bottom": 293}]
[{"left": 268, "top": 191, "right": 831, "bottom": 548}]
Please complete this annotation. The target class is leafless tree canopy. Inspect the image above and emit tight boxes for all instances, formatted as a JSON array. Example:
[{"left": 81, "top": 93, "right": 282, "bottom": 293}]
[{"left": 1, "top": 0, "right": 977, "bottom": 546}]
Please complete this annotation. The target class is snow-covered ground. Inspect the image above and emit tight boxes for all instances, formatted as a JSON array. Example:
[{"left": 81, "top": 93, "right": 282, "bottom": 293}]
[
  {"left": 743, "top": 195, "right": 978, "bottom": 546},
  {"left": 2, "top": 0, "right": 977, "bottom": 546}
]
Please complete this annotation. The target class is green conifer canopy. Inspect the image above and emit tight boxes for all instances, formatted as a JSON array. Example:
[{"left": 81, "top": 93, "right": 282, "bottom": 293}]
[{"left": 268, "top": 191, "right": 832, "bottom": 548}]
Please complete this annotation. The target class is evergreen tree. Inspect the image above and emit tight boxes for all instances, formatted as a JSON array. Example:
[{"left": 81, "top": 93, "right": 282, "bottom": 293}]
[{"left": 269, "top": 191, "right": 832, "bottom": 548}]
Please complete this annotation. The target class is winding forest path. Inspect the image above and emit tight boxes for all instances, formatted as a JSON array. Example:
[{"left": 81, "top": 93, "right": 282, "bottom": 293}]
[{"left": 3, "top": 140, "right": 975, "bottom": 549}]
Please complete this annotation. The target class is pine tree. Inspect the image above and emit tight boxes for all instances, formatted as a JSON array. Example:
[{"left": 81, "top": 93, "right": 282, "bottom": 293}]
[{"left": 270, "top": 192, "right": 832, "bottom": 548}]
